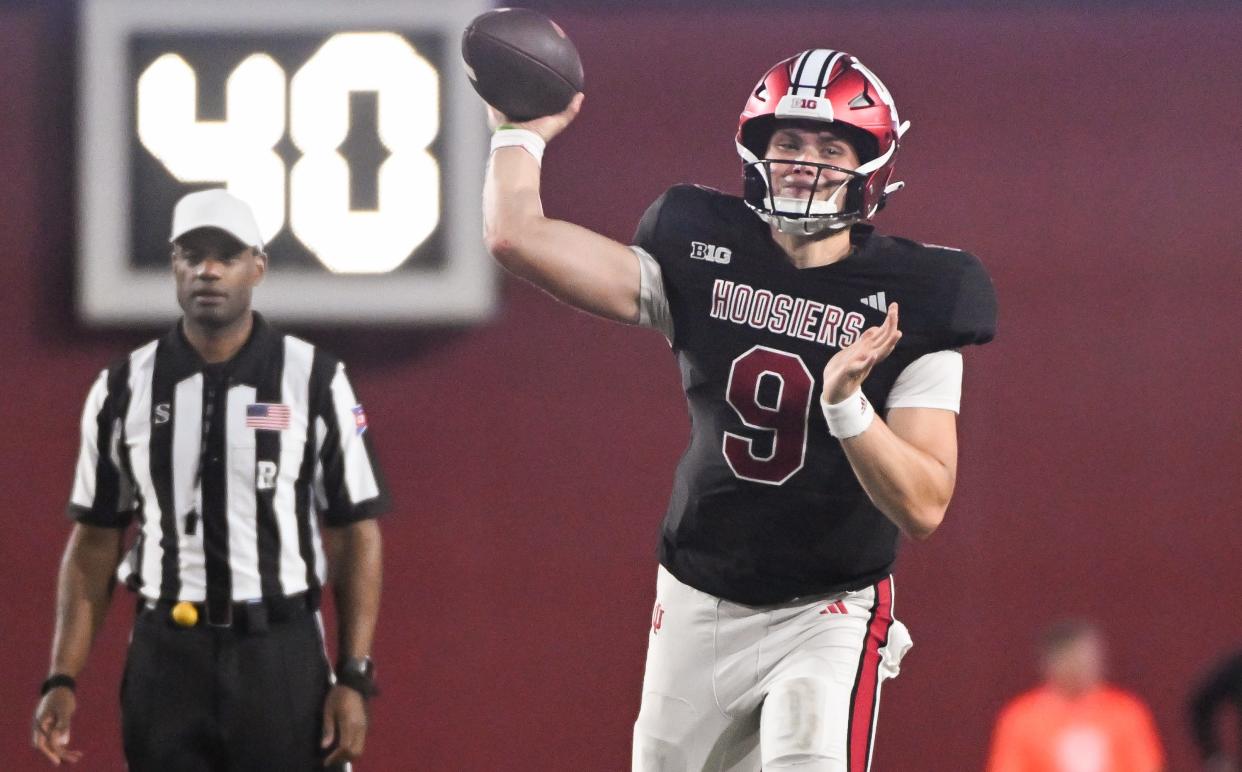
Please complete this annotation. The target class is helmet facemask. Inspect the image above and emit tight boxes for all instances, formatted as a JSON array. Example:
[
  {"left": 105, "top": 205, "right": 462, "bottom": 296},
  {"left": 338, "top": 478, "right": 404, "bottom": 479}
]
[{"left": 742, "top": 155, "right": 869, "bottom": 236}]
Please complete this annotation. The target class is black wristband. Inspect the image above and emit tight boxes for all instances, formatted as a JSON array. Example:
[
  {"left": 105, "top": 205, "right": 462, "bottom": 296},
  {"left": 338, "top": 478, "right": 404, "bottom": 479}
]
[
  {"left": 40, "top": 674, "right": 76, "bottom": 696},
  {"left": 335, "top": 656, "right": 377, "bottom": 699},
  {"left": 335, "top": 671, "right": 377, "bottom": 699}
]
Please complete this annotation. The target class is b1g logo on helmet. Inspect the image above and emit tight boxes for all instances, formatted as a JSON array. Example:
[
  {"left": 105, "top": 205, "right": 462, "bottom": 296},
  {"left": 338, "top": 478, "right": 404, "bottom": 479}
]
[{"left": 690, "top": 241, "right": 732, "bottom": 265}]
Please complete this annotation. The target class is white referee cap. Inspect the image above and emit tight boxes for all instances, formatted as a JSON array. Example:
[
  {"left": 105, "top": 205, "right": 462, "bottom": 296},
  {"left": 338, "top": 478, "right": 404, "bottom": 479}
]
[{"left": 170, "top": 189, "right": 265, "bottom": 250}]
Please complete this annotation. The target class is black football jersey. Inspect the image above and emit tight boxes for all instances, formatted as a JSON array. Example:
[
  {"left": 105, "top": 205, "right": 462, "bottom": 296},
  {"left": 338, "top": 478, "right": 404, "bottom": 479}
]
[{"left": 635, "top": 185, "right": 997, "bottom": 605}]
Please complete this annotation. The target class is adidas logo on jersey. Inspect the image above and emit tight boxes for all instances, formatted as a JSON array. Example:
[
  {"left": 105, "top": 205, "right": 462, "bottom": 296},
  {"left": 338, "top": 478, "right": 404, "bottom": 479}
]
[
  {"left": 860, "top": 291, "right": 888, "bottom": 312},
  {"left": 689, "top": 241, "right": 731, "bottom": 264}
]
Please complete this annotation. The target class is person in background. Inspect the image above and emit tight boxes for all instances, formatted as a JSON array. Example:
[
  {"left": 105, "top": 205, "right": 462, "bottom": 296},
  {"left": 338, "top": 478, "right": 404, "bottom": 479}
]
[
  {"left": 30, "top": 189, "right": 387, "bottom": 770},
  {"left": 986, "top": 620, "right": 1164, "bottom": 772},
  {"left": 1189, "top": 648, "right": 1242, "bottom": 772}
]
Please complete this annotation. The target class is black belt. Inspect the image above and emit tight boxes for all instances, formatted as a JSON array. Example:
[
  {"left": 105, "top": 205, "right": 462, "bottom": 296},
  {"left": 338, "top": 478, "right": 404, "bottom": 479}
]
[{"left": 139, "top": 591, "right": 316, "bottom": 632}]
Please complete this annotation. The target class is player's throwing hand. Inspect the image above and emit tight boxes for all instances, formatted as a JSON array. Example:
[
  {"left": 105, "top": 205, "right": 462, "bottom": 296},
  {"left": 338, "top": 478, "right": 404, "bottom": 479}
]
[
  {"left": 485, "top": 92, "right": 584, "bottom": 143},
  {"left": 822, "top": 303, "right": 902, "bottom": 404}
]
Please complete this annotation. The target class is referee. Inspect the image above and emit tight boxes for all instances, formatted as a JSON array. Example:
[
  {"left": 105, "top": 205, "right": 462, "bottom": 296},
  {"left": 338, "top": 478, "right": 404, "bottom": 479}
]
[{"left": 31, "top": 190, "right": 388, "bottom": 770}]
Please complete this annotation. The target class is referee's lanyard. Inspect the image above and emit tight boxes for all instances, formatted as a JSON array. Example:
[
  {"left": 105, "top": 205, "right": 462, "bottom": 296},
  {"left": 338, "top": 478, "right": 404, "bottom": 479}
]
[
  {"left": 188, "top": 365, "right": 235, "bottom": 625},
  {"left": 185, "top": 365, "right": 227, "bottom": 536}
]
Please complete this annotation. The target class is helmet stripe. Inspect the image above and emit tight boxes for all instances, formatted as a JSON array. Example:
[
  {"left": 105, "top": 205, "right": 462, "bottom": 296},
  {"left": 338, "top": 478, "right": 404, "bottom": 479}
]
[
  {"left": 790, "top": 50, "right": 815, "bottom": 95},
  {"left": 792, "top": 50, "right": 831, "bottom": 95},
  {"left": 814, "top": 52, "right": 843, "bottom": 96},
  {"left": 790, "top": 49, "right": 848, "bottom": 98}
]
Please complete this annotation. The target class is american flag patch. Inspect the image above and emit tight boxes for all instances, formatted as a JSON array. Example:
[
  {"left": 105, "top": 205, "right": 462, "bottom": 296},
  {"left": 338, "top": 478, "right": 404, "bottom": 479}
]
[
  {"left": 352, "top": 405, "right": 368, "bottom": 435},
  {"left": 245, "top": 403, "right": 291, "bottom": 430}
]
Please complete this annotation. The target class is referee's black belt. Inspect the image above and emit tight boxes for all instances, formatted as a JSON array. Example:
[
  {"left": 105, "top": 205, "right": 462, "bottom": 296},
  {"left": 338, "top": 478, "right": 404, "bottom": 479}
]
[{"left": 139, "top": 591, "right": 317, "bottom": 633}]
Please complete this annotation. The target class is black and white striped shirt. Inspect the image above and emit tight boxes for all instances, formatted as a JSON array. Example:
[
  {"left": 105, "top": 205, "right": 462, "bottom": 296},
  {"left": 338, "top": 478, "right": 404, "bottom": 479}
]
[{"left": 69, "top": 314, "right": 388, "bottom": 620}]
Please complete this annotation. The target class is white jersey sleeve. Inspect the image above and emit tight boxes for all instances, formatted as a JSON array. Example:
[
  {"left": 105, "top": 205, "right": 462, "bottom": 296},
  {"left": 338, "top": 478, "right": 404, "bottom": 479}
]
[
  {"left": 885, "top": 350, "right": 964, "bottom": 413},
  {"left": 632, "top": 246, "right": 674, "bottom": 343},
  {"left": 69, "top": 369, "right": 111, "bottom": 513},
  {"left": 69, "top": 368, "right": 137, "bottom": 525},
  {"left": 315, "top": 362, "right": 388, "bottom": 525}
]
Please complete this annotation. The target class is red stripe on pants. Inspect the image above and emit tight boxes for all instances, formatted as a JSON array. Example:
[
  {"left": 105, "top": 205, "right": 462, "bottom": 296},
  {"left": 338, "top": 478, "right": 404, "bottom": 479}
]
[{"left": 848, "top": 576, "right": 894, "bottom": 772}]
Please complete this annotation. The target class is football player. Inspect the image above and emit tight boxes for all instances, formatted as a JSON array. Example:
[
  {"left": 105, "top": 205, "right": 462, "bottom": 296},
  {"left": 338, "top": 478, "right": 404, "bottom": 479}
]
[{"left": 482, "top": 49, "right": 996, "bottom": 772}]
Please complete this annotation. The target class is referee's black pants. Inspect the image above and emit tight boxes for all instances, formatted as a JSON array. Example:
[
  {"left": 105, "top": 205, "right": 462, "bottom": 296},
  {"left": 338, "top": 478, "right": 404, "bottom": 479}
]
[{"left": 121, "top": 600, "right": 333, "bottom": 771}]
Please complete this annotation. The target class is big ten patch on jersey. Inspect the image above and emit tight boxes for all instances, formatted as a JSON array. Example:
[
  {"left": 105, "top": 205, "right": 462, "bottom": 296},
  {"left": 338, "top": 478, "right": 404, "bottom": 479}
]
[{"left": 689, "top": 240, "right": 732, "bottom": 264}]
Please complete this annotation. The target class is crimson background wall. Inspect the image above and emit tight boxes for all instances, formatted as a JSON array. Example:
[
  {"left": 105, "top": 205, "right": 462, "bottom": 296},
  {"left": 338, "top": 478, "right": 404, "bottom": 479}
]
[{"left": 3, "top": 3, "right": 1241, "bottom": 770}]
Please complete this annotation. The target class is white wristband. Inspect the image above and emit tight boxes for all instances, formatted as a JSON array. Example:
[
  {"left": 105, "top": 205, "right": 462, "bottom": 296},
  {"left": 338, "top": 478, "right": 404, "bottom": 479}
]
[
  {"left": 490, "top": 128, "right": 546, "bottom": 165},
  {"left": 821, "top": 388, "right": 876, "bottom": 439}
]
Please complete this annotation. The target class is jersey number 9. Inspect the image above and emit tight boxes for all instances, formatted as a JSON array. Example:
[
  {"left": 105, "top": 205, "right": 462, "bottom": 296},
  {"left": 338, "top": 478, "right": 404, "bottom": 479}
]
[{"left": 722, "top": 346, "right": 814, "bottom": 486}]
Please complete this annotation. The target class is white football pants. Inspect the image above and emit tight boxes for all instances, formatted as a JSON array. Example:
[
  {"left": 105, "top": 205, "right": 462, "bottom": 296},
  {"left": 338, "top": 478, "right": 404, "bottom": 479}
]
[{"left": 632, "top": 566, "right": 912, "bottom": 772}]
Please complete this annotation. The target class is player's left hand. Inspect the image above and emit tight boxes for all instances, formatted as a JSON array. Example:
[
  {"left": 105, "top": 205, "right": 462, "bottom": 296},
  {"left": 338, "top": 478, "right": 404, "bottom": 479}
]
[
  {"left": 321, "top": 684, "right": 368, "bottom": 766},
  {"left": 822, "top": 303, "right": 901, "bottom": 404}
]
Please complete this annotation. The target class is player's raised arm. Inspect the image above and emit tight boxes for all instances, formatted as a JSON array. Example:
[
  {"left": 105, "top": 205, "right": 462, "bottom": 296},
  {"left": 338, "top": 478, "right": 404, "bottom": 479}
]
[
  {"left": 464, "top": 9, "right": 642, "bottom": 323},
  {"left": 483, "top": 96, "right": 643, "bottom": 324}
]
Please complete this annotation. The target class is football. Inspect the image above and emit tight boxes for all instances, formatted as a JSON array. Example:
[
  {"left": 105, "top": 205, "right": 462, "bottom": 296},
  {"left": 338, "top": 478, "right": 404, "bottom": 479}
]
[{"left": 461, "top": 8, "right": 584, "bottom": 122}]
